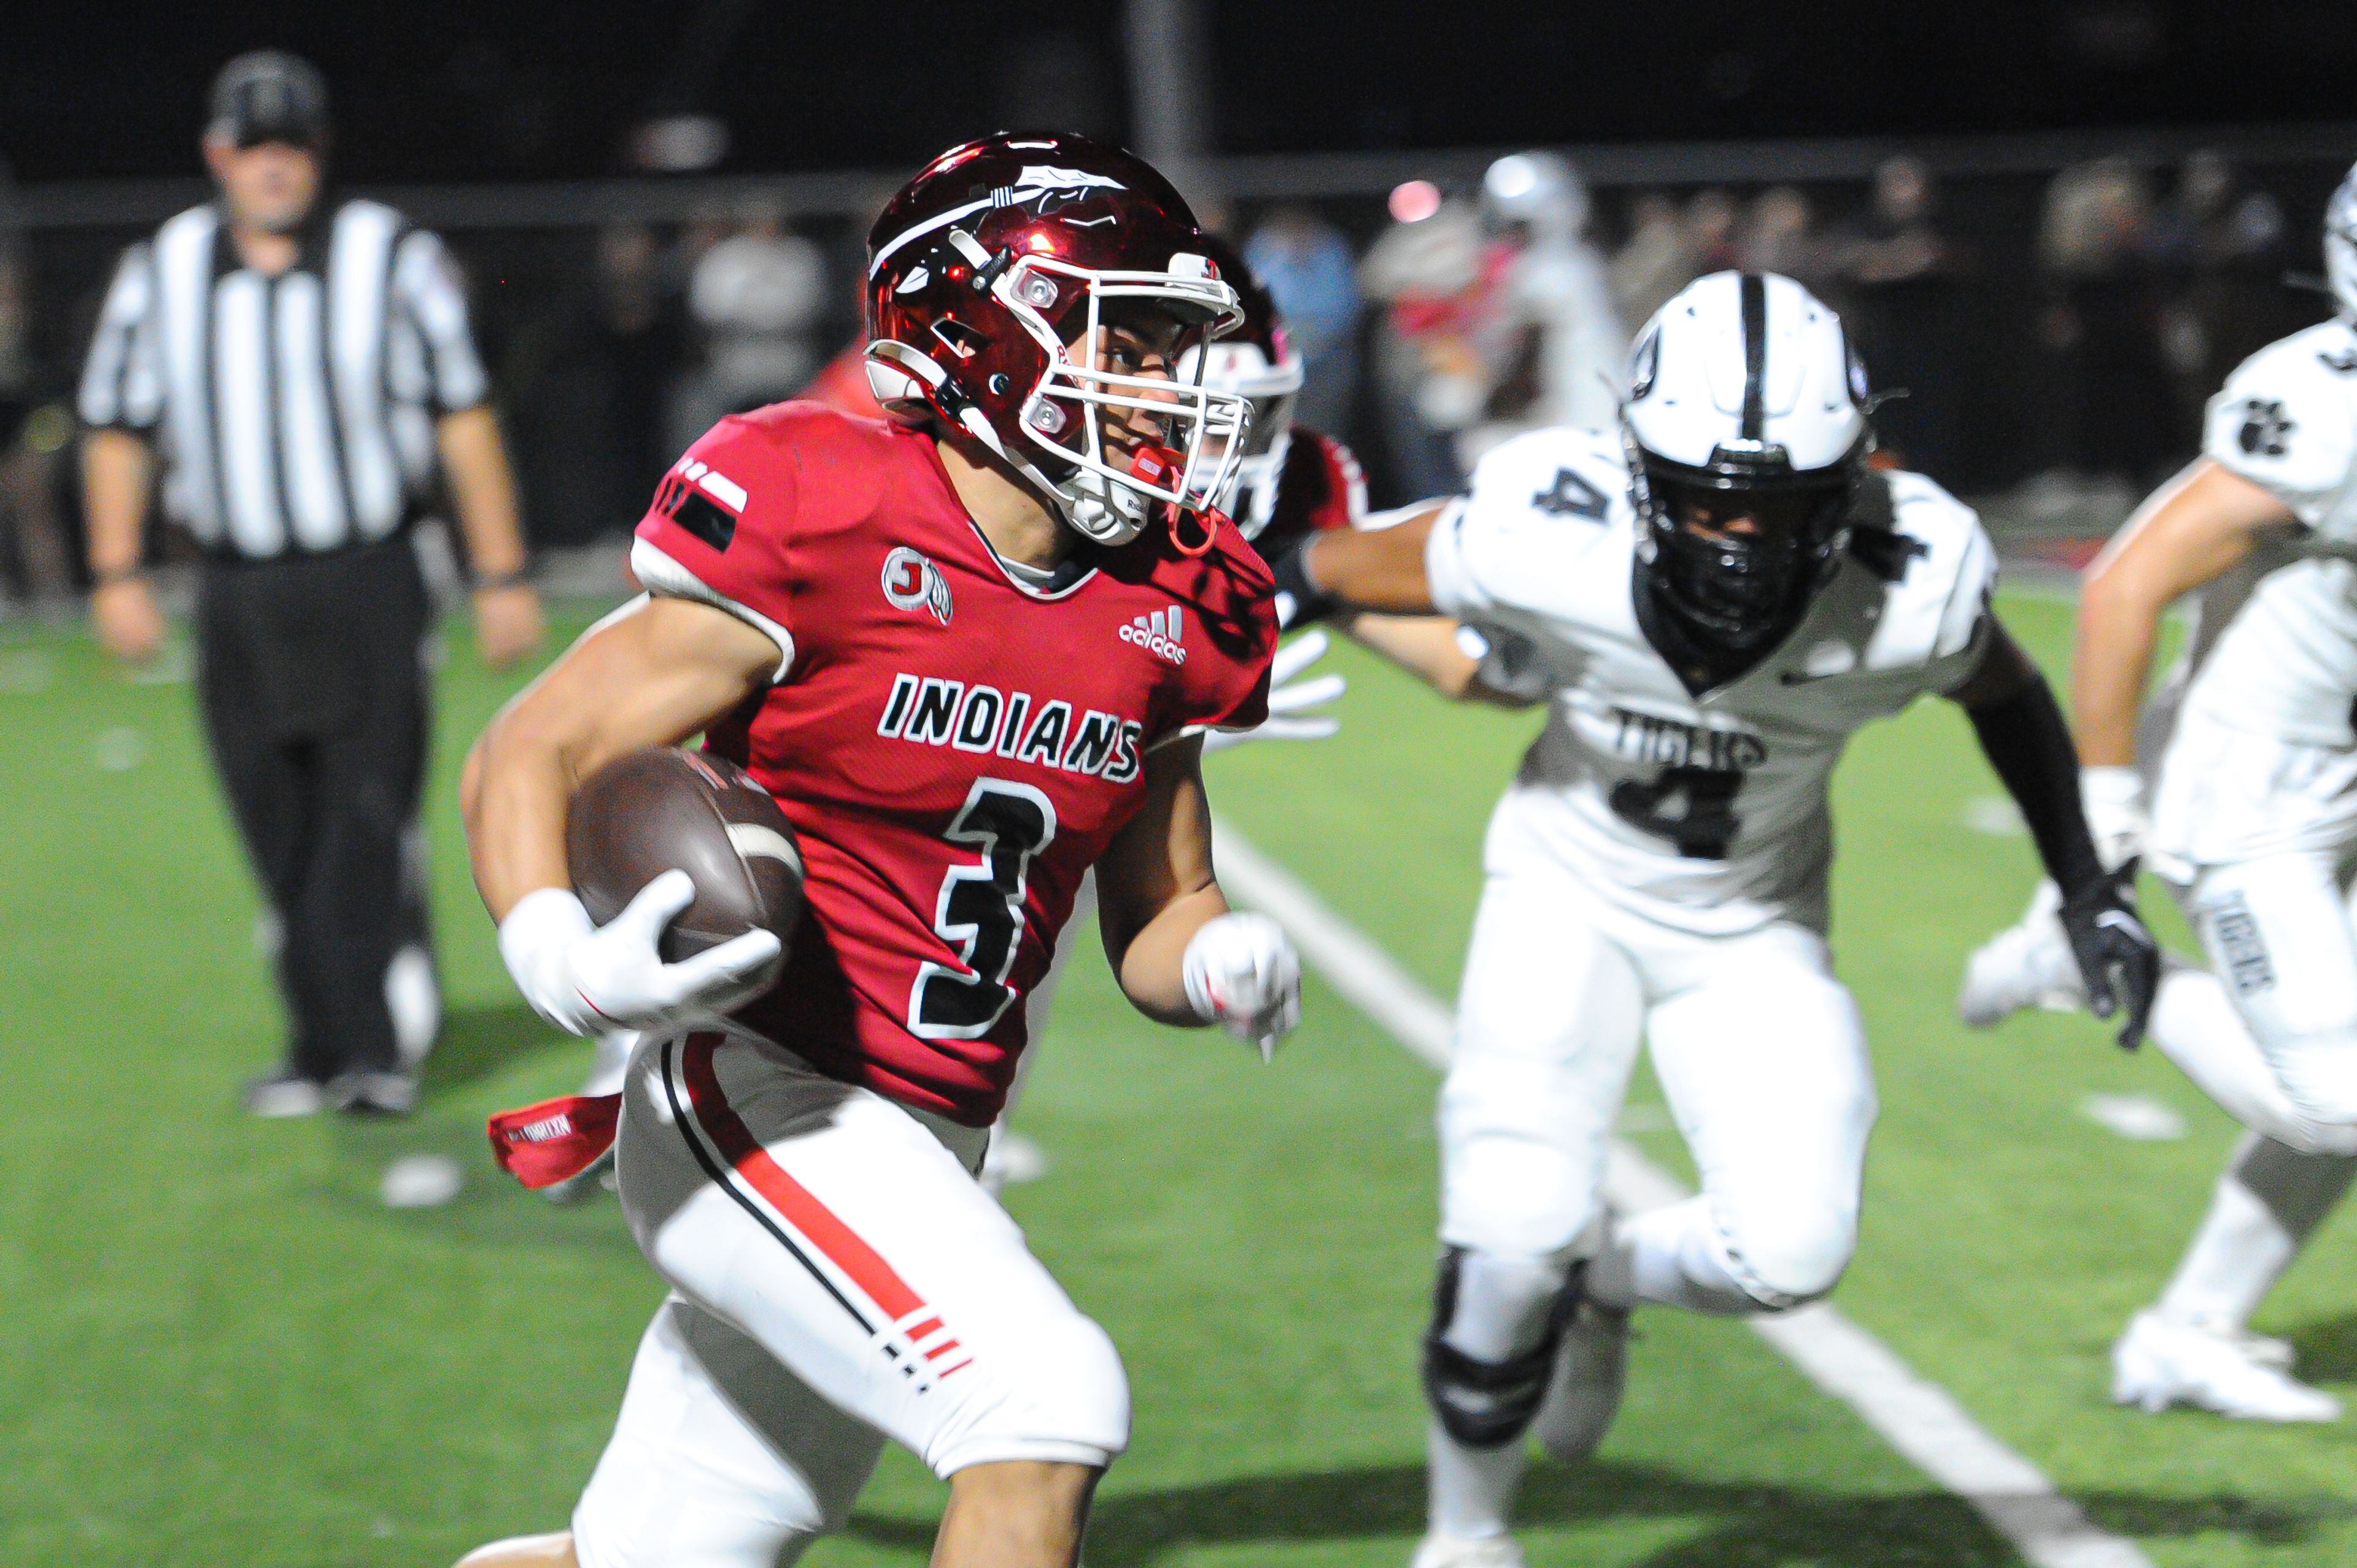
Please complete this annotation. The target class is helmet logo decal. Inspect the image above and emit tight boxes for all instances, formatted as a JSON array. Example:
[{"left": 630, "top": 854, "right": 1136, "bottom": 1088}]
[{"left": 1015, "top": 165, "right": 1128, "bottom": 193}]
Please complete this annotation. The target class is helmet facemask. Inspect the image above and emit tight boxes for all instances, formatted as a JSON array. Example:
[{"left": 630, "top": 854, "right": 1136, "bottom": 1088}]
[
  {"left": 975, "top": 234, "right": 1248, "bottom": 548},
  {"left": 1632, "top": 439, "right": 1856, "bottom": 656}
]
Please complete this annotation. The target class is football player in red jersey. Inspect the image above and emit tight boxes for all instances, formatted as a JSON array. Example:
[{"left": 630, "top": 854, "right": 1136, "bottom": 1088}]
[{"left": 452, "top": 134, "right": 1299, "bottom": 1568}]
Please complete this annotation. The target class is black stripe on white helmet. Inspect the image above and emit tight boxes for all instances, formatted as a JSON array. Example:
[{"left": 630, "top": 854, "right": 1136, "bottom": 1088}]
[{"left": 1622, "top": 270, "right": 1873, "bottom": 659}]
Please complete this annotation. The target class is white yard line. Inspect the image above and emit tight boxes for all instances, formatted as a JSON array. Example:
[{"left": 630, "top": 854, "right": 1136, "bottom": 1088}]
[{"left": 1212, "top": 821, "right": 2154, "bottom": 1568}]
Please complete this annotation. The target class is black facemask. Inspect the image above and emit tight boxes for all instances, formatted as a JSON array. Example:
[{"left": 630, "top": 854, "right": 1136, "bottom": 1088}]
[{"left": 1636, "top": 468, "right": 1852, "bottom": 678}]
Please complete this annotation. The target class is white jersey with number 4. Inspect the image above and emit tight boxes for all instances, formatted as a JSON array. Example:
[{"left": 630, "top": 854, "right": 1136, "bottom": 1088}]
[
  {"left": 1426, "top": 428, "right": 1996, "bottom": 937},
  {"left": 2151, "top": 319, "right": 2357, "bottom": 872}
]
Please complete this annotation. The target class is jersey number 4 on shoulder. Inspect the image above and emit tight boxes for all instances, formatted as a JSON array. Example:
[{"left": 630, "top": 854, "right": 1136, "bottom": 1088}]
[
  {"left": 908, "top": 779, "right": 1056, "bottom": 1040},
  {"left": 1609, "top": 765, "right": 1744, "bottom": 860}
]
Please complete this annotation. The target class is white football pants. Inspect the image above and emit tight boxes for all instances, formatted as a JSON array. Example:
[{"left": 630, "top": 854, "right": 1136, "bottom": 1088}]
[
  {"left": 1440, "top": 850, "right": 1876, "bottom": 1315},
  {"left": 573, "top": 1027, "right": 1129, "bottom": 1568},
  {"left": 2156, "top": 850, "right": 2357, "bottom": 1153}
]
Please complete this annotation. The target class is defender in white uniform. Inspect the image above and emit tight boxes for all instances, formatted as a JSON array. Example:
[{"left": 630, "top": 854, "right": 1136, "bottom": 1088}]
[
  {"left": 1274, "top": 272, "right": 2159, "bottom": 1568},
  {"left": 1962, "top": 163, "right": 2357, "bottom": 1423}
]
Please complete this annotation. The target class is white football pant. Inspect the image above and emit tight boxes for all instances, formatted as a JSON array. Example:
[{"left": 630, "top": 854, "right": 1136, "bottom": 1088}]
[
  {"left": 573, "top": 1027, "right": 1129, "bottom": 1568},
  {"left": 1441, "top": 850, "right": 1876, "bottom": 1315},
  {"left": 2155, "top": 851, "right": 2357, "bottom": 1153}
]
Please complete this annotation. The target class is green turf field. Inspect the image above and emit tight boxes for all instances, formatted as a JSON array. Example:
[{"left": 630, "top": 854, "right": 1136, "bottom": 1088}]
[{"left": 4, "top": 590, "right": 2355, "bottom": 1567}]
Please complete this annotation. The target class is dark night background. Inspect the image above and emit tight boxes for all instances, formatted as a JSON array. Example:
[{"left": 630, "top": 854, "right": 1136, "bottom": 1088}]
[{"left": 2, "top": 1, "right": 2354, "bottom": 182}]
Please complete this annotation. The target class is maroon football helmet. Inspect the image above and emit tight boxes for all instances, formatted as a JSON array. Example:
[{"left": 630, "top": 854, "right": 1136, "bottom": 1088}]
[
  {"left": 1178, "top": 233, "right": 1306, "bottom": 539},
  {"left": 865, "top": 132, "right": 1247, "bottom": 549}
]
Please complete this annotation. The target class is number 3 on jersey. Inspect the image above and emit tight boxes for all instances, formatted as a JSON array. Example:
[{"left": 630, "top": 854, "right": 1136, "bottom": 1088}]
[
  {"left": 909, "top": 779, "right": 1058, "bottom": 1039},
  {"left": 1609, "top": 765, "right": 1744, "bottom": 860}
]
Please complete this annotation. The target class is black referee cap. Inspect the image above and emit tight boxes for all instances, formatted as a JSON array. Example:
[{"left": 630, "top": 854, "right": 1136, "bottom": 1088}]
[{"left": 208, "top": 51, "right": 330, "bottom": 152}]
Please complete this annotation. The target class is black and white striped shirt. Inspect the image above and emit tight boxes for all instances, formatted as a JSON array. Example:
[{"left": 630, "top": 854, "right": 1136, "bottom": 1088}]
[{"left": 79, "top": 198, "right": 488, "bottom": 559}]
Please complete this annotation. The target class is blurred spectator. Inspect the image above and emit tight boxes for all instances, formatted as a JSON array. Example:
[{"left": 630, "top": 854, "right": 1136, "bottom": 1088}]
[
  {"left": 2034, "top": 158, "right": 2176, "bottom": 504},
  {"left": 506, "top": 223, "right": 686, "bottom": 543},
  {"left": 1243, "top": 206, "right": 1362, "bottom": 439},
  {"left": 1738, "top": 185, "right": 1824, "bottom": 284},
  {"left": 1684, "top": 188, "right": 1743, "bottom": 277},
  {"left": 1611, "top": 191, "right": 1690, "bottom": 326},
  {"left": 690, "top": 200, "right": 827, "bottom": 406},
  {"left": 0, "top": 161, "right": 71, "bottom": 603},
  {"left": 1461, "top": 152, "right": 1628, "bottom": 459},
  {"left": 1360, "top": 195, "right": 1485, "bottom": 500},
  {"left": 2149, "top": 150, "right": 2288, "bottom": 437},
  {"left": 1830, "top": 155, "right": 1966, "bottom": 478}
]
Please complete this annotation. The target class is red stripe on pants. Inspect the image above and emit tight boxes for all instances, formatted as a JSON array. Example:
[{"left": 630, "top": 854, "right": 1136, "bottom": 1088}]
[{"left": 679, "top": 1034, "right": 931, "bottom": 1323}]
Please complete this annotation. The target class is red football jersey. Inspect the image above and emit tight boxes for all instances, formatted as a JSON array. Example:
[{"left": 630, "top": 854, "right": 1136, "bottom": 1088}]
[
  {"left": 635, "top": 403, "right": 1275, "bottom": 1125},
  {"left": 1253, "top": 428, "right": 1367, "bottom": 555}
]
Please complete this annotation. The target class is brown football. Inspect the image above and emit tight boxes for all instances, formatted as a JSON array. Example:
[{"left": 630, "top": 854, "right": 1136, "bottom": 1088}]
[{"left": 565, "top": 747, "right": 803, "bottom": 972}]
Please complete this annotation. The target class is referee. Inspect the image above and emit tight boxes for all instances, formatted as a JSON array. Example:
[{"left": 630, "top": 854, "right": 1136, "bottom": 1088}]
[{"left": 79, "top": 51, "right": 543, "bottom": 1116}]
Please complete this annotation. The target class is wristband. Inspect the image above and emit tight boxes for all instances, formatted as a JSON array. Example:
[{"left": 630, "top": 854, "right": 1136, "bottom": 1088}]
[
  {"left": 93, "top": 564, "right": 145, "bottom": 588},
  {"left": 475, "top": 566, "right": 530, "bottom": 593},
  {"left": 1267, "top": 536, "right": 1336, "bottom": 630}
]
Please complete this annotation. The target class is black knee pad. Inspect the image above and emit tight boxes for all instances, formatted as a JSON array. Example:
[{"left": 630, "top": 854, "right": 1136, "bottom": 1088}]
[{"left": 1420, "top": 1247, "right": 1581, "bottom": 1450}]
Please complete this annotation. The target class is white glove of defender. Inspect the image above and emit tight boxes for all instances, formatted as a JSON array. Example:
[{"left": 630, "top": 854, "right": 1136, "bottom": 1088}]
[
  {"left": 1201, "top": 631, "right": 1347, "bottom": 754},
  {"left": 2080, "top": 765, "right": 2147, "bottom": 873},
  {"left": 1182, "top": 911, "right": 1302, "bottom": 1061},
  {"left": 498, "top": 870, "right": 783, "bottom": 1037}
]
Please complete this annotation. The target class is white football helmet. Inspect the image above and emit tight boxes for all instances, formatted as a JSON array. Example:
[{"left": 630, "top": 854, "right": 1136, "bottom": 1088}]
[
  {"left": 1481, "top": 151, "right": 1590, "bottom": 245},
  {"left": 2326, "top": 161, "right": 2357, "bottom": 325},
  {"left": 1622, "top": 271, "right": 1872, "bottom": 655},
  {"left": 1175, "top": 234, "right": 1304, "bottom": 538}
]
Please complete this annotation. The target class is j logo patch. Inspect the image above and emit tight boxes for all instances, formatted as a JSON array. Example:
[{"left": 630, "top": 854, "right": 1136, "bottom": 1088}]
[{"left": 881, "top": 547, "right": 954, "bottom": 626}]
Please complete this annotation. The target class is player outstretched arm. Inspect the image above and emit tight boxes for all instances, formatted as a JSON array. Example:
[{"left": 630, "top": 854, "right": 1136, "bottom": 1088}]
[
  {"left": 461, "top": 595, "right": 789, "bottom": 1035},
  {"left": 1093, "top": 735, "right": 1301, "bottom": 1058},
  {"left": 1946, "top": 618, "right": 2162, "bottom": 1047},
  {"left": 2073, "top": 461, "right": 2299, "bottom": 856}
]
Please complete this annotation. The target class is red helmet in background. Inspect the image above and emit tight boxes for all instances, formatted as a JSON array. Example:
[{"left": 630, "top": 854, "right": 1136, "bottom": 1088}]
[
  {"left": 1178, "top": 232, "right": 1306, "bottom": 539},
  {"left": 865, "top": 132, "right": 1247, "bottom": 548}
]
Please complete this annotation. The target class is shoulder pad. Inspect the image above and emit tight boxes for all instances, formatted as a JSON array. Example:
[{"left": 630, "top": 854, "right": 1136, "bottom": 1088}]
[
  {"left": 1466, "top": 427, "right": 1625, "bottom": 524},
  {"left": 2204, "top": 325, "right": 2357, "bottom": 528},
  {"left": 1861, "top": 469, "right": 1995, "bottom": 670}
]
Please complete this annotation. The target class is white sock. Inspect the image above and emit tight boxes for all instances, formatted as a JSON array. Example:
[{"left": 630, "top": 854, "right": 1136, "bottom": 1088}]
[
  {"left": 1599, "top": 1197, "right": 1754, "bottom": 1315},
  {"left": 1423, "top": 1249, "right": 1569, "bottom": 1540},
  {"left": 2158, "top": 1132, "right": 2357, "bottom": 1330},
  {"left": 1426, "top": 1418, "right": 1528, "bottom": 1541}
]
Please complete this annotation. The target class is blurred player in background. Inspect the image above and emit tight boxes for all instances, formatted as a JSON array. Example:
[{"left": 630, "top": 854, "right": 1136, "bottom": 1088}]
[
  {"left": 1962, "top": 161, "right": 2357, "bottom": 1423},
  {"left": 454, "top": 134, "right": 1298, "bottom": 1568},
  {"left": 78, "top": 50, "right": 540, "bottom": 1116},
  {"left": 1272, "top": 271, "right": 2159, "bottom": 1568}
]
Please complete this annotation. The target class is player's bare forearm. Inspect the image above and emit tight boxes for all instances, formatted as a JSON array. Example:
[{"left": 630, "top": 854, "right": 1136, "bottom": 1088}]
[
  {"left": 465, "top": 597, "right": 775, "bottom": 921},
  {"left": 81, "top": 429, "right": 152, "bottom": 576},
  {"left": 1096, "top": 736, "right": 1231, "bottom": 1025},
  {"left": 1343, "top": 612, "right": 1488, "bottom": 700},
  {"left": 2073, "top": 461, "right": 2288, "bottom": 767},
  {"left": 1299, "top": 506, "right": 1444, "bottom": 614},
  {"left": 437, "top": 406, "right": 528, "bottom": 578}
]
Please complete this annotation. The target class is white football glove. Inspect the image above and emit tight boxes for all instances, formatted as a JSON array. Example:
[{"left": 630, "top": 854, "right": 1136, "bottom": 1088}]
[
  {"left": 1201, "top": 630, "right": 1347, "bottom": 754},
  {"left": 2081, "top": 765, "right": 2147, "bottom": 873},
  {"left": 498, "top": 870, "right": 783, "bottom": 1037},
  {"left": 1181, "top": 911, "right": 1302, "bottom": 1061}
]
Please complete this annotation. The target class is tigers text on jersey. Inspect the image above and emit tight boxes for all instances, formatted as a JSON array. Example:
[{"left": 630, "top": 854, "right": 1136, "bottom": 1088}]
[
  {"left": 1426, "top": 428, "right": 1995, "bottom": 936},
  {"left": 633, "top": 403, "right": 1275, "bottom": 1124}
]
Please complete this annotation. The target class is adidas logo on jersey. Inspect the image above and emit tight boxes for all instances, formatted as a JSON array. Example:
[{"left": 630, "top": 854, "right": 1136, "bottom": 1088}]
[{"left": 1121, "top": 606, "right": 1188, "bottom": 665}]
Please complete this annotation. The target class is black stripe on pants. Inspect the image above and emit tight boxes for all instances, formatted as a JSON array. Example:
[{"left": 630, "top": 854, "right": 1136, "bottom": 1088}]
[{"left": 196, "top": 536, "right": 431, "bottom": 1083}]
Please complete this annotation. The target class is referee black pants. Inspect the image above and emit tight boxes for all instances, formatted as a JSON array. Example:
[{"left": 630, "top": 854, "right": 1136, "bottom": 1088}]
[{"left": 196, "top": 536, "right": 434, "bottom": 1084}]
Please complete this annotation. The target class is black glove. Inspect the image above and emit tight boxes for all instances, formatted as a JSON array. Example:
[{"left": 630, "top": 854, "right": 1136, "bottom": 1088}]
[
  {"left": 2058, "top": 867, "right": 2161, "bottom": 1050},
  {"left": 1265, "top": 535, "right": 1336, "bottom": 630}
]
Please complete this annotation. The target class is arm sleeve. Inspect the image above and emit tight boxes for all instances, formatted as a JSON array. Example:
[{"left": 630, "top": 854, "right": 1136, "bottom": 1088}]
[
  {"left": 633, "top": 419, "right": 799, "bottom": 682},
  {"left": 77, "top": 245, "right": 163, "bottom": 433},
  {"left": 392, "top": 229, "right": 490, "bottom": 417}
]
